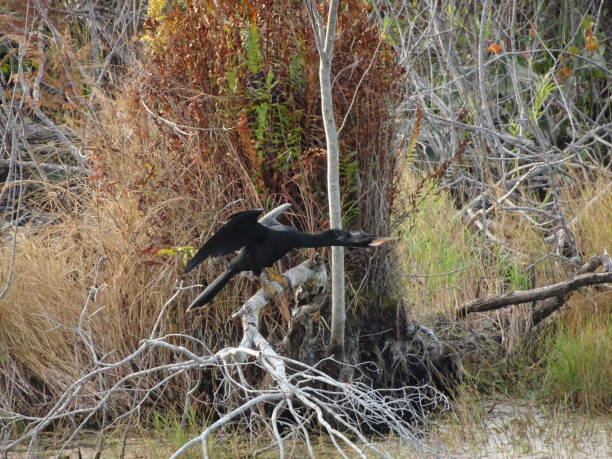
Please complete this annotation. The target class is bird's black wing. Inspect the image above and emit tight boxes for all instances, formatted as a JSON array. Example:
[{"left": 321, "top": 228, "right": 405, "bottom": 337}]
[{"left": 184, "top": 209, "right": 265, "bottom": 273}]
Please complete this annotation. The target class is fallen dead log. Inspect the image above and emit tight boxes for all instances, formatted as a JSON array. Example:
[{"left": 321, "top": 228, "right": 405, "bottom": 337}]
[
  {"left": 457, "top": 253, "right": 611, "bottom": 319},
  {"left": 530, "top": 252, "right": 612, "bottom": 325}
]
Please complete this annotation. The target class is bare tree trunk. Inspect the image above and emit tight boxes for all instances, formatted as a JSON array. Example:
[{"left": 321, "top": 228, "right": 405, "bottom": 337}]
[{"left": 306, "top": 0, "right": 345, "bottom": 359}]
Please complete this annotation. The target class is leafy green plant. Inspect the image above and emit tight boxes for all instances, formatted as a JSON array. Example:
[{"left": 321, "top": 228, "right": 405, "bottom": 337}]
[
  {"left": 529, "top": 71, "right": 557, "bottom": 122},
  {"left": 226, "top": 65, "right": 239, "bottom": 93},
  {"left": 150, "top": 405, "right": 207, "bottom": 454},
  {"left": 254, "top": 101, "right": 270, "bottom": 143},
  {"left": 288, "top": 42, "right": 306, "bottom": 90},
  {"left": 244, "top": 22, "right": 262, "bottom": 74},
  {"left": 500, "top": 257, "right": 531, "bottom": 291},
  {"left": 272, "top": 102, "right": 303, "bottom": 169}
]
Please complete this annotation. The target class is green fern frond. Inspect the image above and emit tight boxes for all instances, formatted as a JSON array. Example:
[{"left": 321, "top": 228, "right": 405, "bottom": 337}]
[{"left": 245, "top": 22, "right": 262, "bottom": 74}]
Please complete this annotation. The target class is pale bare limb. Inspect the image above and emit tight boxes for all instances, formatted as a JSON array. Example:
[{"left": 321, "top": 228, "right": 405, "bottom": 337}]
[{"left": 305, "top": 0, "right": 346, "bottom": 358}]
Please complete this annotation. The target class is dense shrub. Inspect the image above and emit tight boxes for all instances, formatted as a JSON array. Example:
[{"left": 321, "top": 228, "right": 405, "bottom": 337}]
[{"left": 128, "top": 0, "right": 404, "bottom": 303}]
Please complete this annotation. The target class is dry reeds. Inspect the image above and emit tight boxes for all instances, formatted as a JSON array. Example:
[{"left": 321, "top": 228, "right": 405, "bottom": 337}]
[{"left": 1, "top": 88, "right": 253, "bottom": 418}]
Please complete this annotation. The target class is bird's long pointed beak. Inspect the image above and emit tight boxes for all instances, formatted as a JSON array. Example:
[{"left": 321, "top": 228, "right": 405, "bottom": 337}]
[{"left": 368, "top": 237, "right": 396, "bottom": 246}]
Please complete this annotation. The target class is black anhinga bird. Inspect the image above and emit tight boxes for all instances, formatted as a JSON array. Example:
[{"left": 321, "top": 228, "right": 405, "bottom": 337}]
[{"left": 184, "top": 207, "right": 391, "bottom": 309}]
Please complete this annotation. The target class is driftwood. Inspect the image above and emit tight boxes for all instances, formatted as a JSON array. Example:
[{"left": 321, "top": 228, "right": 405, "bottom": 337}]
[{"left": 457, "top": 252, "right": 611, "bottom": 319}]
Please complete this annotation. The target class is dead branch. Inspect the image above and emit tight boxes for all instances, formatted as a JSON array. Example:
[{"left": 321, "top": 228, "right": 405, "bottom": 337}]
[
  {"left": 457, "top": 252, "right": 612, "bottom": 318},
  {"left": 0, "top": 159, "right": 88, "bottom": 176},
  {"left": 229, "top": 256, "right": 328, "bottom": 362},
  {"left": 531, "top": 252, "right": 612, "bottom": 325}
]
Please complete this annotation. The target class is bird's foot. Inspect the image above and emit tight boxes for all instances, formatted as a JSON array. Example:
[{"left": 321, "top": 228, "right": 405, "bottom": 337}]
[
  {"left": 262, "top": 282, "right": 278, "bottom": 300},
  {"left": 240, "top": 271, "right": 259, "bottom": 282},
  {"left": 262, "top": 267, "right": 290, "bottom": 290}
]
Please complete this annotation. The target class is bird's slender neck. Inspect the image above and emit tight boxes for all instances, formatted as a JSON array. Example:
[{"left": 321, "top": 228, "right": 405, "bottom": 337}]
[{"left": 294, "top": 229, "right": 342, "bottom": 248}]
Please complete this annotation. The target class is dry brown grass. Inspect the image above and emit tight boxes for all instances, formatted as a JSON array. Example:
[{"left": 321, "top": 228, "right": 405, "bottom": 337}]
[
  {"left": 0, "top": 91, "right": 266, "bottom": 418},
  {"left": 565, "top": 173, "right": 612, "bottom": 256},
  {"left": 1, "top": 225, "right": 87, "bottom": 401}
]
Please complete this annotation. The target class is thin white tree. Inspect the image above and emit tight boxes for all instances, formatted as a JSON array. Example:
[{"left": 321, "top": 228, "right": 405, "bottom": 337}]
[{"left": 304, "top": 0, "right": 346, "bottom": 359}]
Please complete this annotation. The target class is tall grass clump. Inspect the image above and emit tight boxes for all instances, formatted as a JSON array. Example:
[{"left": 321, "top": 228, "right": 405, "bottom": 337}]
[
  {"left": 398, "top": 171, "right": 544, "bottom": 318},
  {"left": 399, "top": 174, "right": 486, "bottom": 316},
  {"left": 543, "top": 307, "right": 611, "bottom": 412},
  {"left": 537, "top": 174, "right": 612, "bottom": 411}
]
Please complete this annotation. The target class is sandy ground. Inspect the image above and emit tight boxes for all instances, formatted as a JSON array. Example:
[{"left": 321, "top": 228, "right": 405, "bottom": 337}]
[
  {"left": 421, "top": 400, "right": 611, "bottom": 458},
  {"left": 4, "top": 400, "right": 611, "bottom": 458}
]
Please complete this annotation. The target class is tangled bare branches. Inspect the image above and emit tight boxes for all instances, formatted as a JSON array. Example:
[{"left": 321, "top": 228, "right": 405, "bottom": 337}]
[
  {"left": 373, "top": 0, "right": 610, "bottom": 263},
  {"left": 0, "top": 256, "right": 448, "bottom": 457}
]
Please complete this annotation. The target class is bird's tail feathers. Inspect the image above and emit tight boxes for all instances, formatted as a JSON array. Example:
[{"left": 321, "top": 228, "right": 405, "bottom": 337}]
[{"left": 187, "top": 268, "right": 236, "bottom": 311}]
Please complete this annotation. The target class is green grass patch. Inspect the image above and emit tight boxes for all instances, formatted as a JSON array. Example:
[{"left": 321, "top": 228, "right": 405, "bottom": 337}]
[
  {"left": 543, "top": 312, "right": 611, "bottom": 412},
  {"left": 400, "top": 181, "right": 487, "bottom": 315}
]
